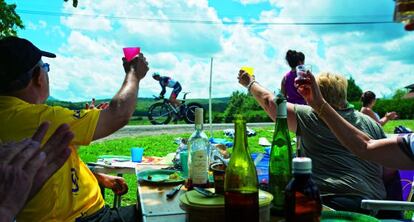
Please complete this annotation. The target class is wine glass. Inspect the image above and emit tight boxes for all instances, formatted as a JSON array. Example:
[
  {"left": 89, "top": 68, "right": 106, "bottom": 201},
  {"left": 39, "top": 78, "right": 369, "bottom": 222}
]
[{"left": 295, "top": 64, "right": 312, "bottom": 87}]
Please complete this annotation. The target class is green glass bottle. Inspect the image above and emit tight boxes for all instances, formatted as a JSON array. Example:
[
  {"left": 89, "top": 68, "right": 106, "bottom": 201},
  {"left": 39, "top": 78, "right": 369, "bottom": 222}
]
[
  {"left": 404, "top": 178, "right": 414, "bottom": 220},
  {"left": 224, "top": 115, "right": 259, "bottom": 222},
  {"left": 269, "top": 93, "right": 293, "bottom": 216}
]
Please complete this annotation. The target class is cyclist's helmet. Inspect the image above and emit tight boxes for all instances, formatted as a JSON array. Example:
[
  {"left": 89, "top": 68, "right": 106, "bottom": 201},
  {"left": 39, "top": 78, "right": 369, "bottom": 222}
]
[{"left": 152, "top": 72, "right": 160, "bottom": 78}]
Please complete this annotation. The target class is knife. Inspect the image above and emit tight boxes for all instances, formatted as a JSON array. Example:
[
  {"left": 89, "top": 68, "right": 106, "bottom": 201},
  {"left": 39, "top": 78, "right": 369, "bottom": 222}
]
[{"left": 166, "top": 184, "right": 184, "bottom": 199}]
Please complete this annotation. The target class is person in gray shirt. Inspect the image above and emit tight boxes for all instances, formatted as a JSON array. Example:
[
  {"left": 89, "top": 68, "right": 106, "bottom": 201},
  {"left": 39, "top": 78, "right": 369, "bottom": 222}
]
[{"left": 238, "top": 70, "right": 386, "bottom": 213}]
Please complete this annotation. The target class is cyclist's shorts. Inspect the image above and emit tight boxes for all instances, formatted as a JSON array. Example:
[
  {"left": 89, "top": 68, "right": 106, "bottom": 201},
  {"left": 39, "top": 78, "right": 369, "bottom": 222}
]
[{"left": 171, "top": 83, "right": 182, "bottom": 99}]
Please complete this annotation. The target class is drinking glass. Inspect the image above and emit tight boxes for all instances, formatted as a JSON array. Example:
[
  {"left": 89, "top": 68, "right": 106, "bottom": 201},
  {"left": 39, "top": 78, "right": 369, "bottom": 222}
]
[{"left": 295, "top": 64, "right": 312, "bottom": 87}]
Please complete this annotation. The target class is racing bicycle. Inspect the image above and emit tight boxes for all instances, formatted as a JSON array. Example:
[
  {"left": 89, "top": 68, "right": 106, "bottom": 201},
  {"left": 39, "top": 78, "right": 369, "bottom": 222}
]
[{"left": 147, "top": 92, "right": 204, "bottom": 125}]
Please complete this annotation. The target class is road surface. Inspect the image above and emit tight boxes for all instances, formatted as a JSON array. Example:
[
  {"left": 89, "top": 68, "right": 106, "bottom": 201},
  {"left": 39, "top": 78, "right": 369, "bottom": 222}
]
[{"left": 97, "top": 122, "right": 273, "bottom": 141}]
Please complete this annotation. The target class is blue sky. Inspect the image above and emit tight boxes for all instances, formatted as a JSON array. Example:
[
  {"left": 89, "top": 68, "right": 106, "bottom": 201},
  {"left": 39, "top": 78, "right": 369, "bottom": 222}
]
[{"left": 6, "top": 0, "right": 414, "bottom": 101}]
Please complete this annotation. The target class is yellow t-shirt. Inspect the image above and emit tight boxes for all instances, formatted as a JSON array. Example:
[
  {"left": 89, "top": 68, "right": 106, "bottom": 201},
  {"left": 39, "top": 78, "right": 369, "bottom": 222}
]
[{"left": 0, "top": 96, "right": 105, "bottom": 221}]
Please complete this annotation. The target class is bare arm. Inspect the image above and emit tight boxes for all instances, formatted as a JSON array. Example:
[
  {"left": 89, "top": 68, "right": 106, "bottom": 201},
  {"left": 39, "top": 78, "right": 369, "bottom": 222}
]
[
  {"left": 93, "top": 54, "right": 149, "bottom": 140},
  {"left": 297, "top": 72, "right": 414, "bottom": 169},
  {"left": 280, "top": 77, "right": 286, "bottom": 97},
  {"left": 379, "top": 112, "right": 398, "bottom": 126},
  {"left": 237, "top": 70, "right": 297, "bottom": 132},
  {"left": 361, "top": 107, "right": 397, "bottom": 126}
]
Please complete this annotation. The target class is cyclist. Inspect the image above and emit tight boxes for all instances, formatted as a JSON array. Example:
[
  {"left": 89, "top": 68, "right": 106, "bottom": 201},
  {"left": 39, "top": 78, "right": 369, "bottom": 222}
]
[{"left": 152, "top": 72, "right": 182, "bottom": 108}]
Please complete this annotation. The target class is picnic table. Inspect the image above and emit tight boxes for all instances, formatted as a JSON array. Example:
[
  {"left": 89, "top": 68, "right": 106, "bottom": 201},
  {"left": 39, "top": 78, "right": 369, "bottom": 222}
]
[
  {"left": 91, "top": 157, "right": 411, "bottom": 222},
  {"left": 136, "top": 164, "right": 187, "bottom": 222}
]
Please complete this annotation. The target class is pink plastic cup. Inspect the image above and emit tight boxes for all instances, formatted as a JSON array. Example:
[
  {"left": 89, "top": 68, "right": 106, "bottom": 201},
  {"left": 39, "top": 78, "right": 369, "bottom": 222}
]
[{"left": 123, "top": 47, "right": 141, "bottom": 62}]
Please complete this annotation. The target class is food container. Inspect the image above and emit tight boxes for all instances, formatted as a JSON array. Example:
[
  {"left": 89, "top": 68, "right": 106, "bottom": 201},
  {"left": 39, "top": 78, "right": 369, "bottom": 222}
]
[{"left": 179, "top": 189, "right": 273, "bottom": 222}]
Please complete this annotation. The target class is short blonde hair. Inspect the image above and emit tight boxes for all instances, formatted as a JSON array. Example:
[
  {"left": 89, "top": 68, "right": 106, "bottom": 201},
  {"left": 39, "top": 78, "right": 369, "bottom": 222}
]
[{"left": 316, "top": 72, "right": 348, "bottom": 109}]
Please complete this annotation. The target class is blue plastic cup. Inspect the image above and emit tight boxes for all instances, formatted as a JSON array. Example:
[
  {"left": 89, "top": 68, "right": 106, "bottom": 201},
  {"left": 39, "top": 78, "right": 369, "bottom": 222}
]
[{"left": 131, "top": 147, "right": 144, "bottom": 163}]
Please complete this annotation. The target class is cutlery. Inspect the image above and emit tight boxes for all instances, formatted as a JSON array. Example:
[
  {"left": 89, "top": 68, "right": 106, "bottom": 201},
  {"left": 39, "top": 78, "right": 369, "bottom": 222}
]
[
  {"left": 194, "top": 187, "right": 217, "bottom": 198},
  {"left": 166, "top": 184, "right": 183, "bottom": 199}
]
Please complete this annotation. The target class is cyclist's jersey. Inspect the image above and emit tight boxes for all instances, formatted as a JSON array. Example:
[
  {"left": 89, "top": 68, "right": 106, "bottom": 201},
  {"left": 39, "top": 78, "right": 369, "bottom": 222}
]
[
  {"left": 398, "top": 133, "right": 414, "bottom": 161},
  {"left": 159, "top": 76, "right": 179, "bottom": 88}
]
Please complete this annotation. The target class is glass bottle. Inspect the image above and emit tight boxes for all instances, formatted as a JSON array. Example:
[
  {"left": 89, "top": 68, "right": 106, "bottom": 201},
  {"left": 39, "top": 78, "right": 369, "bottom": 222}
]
[
  {"left": 403, "top": 177, "right": 414, "bottom": 220},
  {"left": 187, "top": 108, "right": 210, "bottom": 189},
  {"left": 224, "top": 115, "right": 259, "bottom": 222},
  {"left": 269, "top": 93, "right": 293, "bottom": 216},
  {"left": 285, "top": 157, "right": 322, "bottom": 222}
]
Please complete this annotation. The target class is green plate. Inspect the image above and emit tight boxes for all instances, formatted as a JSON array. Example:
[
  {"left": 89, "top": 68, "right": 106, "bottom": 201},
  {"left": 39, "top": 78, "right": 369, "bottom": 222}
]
[
  {"left": 137, "top": 170, "right": 184, "bottom": 184},
  {"left": 321, "top": 211, "right": 380, "bottom": 222}
]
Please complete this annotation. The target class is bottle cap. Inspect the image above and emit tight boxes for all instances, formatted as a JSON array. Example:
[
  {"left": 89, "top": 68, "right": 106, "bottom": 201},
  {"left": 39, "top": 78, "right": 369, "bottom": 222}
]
[
  {"left": 195, "top": 108, "right": 203, "bottom": 124},
  {"left": 292, "top": 157, "right": 312, "bottom": 174}
]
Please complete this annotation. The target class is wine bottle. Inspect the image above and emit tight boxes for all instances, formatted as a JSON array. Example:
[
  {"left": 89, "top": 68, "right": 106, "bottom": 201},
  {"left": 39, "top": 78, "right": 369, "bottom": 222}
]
[
  {"left": 224, "top": 115, "right": 259, "bottom": 222},
  {"left": 187, "top": 108, "right": 210, "bottom": 189},
  {"left": 403, "top": 177, "right": 414, "bottom": 220},
  {"left": 285, "top": 157, "right": 322, "bottom": 222},
  {"left": 269, "top": 93, "right": 293, "bottom": 216}
]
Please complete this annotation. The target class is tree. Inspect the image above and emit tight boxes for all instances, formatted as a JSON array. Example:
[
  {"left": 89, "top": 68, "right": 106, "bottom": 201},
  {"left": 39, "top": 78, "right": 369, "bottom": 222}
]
[
  {"left": 64, "top": 0, "right": 78, "bottom": 8},
  {"left": 347, "top": 77, "right": 363, "bottom": 102},
  {"left": 0, "top": 0, "right": 24, "bottom": 38},
  {"left": 222, "top": 91, "right": 264, "bottom": 122},
  {"left": 392, "top": 88, "right": 407, "bottom": 100}
]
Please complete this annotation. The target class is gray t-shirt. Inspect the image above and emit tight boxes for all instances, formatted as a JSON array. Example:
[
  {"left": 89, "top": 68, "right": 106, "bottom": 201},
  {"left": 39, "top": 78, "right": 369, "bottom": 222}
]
[{"left": 295, "top": 104, "right": 386, "bottom": 200}]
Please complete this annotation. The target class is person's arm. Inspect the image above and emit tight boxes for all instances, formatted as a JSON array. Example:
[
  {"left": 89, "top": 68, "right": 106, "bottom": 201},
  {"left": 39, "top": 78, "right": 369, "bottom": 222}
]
[
  {"left": 160, "top": 83, "right": 166, "bottom": 98},
  {"left": 280, "top": 76, "right": 286, "bottom": 97},
  {"left": 0, "top": 122, "right": 72, "bottom": 221},
  {"left": 297, "top": 72, "right": 414, "bottom": 169},
  {"left": 93, "top": 54, "right": 149, "bottom": 140},
  {"left": 379, "top": 111, "right": 398, "bottom": 126},
  {"left": 237, "top": 70, "right": 297, "bottom": 132}
]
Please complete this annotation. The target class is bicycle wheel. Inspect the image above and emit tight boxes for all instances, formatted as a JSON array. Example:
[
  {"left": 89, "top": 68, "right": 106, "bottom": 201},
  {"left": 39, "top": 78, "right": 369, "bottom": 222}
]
[
  {"left": 184, "top": 103, "right": 204, "bottom": 124},
  {"left": 148, "top": 102, "right": 172, "bottom": 125}
]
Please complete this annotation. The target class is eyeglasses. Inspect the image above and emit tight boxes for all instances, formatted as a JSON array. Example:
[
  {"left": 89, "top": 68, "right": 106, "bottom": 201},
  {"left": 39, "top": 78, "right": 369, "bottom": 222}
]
[{"left": 41, "top": 63, "right": 50, "bottom": 72}]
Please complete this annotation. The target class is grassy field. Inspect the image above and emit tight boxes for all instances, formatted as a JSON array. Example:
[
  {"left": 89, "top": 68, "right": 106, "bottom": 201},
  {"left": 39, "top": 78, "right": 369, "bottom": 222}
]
[{"left": 78, "top": 119, "right": 413, "bottom": 207}]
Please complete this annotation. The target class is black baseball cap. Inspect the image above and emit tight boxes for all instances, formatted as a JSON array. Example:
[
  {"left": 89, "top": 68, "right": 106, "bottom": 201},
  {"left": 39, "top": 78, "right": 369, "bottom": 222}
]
[{"left": 0, "top": 36, "right": 56, "bottom": 93}]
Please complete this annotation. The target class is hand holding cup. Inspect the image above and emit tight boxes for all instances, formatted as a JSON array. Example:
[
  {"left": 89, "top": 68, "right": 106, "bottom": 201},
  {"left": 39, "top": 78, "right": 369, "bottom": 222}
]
[
  {"left": 238, "top": 69, "right": 255, "bottom": 88},
  {"left": 294, "top": 64, "right": 312, "bottom": 88}
]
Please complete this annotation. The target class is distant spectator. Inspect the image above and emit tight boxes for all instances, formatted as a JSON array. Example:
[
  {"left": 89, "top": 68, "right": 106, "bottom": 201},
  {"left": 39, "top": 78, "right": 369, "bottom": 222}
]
[
  {"left": 360, "top": 91, "right": 398, "bottom": 126},
  {"left": 280, "top": 50, "right": 307, "bottom": 105}
]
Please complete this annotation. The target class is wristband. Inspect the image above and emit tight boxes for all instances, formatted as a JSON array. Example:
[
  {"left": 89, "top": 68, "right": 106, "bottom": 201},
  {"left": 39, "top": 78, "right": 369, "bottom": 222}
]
[
  {"left": 247, "top": 80, "right": 257, "bottom": 92},
  {"left": 316, "top": 101, "right": 328, "bottom": 116}
]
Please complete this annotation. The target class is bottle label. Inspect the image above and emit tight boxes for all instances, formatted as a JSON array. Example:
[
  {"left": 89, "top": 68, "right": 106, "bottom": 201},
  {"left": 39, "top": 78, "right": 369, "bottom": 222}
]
[
  {"left": 276, "top": 101, "right": 287, "bottom": 118},
  {"left": 190, "top": 150, "right": 208, "bottom": 184}
]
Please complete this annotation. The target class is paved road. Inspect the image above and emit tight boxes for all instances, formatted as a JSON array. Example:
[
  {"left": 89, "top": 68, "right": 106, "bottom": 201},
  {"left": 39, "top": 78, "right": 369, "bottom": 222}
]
[{"left": 98, "top": 122, "right": 274, "bottom": 141}]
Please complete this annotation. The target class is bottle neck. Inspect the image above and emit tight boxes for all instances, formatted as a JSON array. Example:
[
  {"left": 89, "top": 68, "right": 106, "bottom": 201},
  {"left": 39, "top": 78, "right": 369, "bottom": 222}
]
[
  {"left": 292, "top": 173, "right": 311, "bottom": 181},
  {"left": 276, "top": 99, "right": 287, "bottom": 119},
  {"left": 194, "top": 122, "right": 203, "bottom": 131},
  {"left": 234, "top": 120, "right": 248, "bottom": 155}
]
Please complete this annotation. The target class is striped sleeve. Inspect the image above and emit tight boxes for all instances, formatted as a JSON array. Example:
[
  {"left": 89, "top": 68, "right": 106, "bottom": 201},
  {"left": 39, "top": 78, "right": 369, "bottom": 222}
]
[{"left": 398, "top": 133, "right": 414, "bottom": 161}]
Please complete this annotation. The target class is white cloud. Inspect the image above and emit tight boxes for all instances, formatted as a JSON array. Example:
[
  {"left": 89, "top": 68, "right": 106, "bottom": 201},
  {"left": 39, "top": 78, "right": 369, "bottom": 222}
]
[
  {"left": 26, "top": 20, "right": 47, "bottom": 30},
  {"left": 46, "top": 0, "right": 414, "bottom": 102},
  {"left": 238, "top": 0, "right": 267, "bottom": 5}
]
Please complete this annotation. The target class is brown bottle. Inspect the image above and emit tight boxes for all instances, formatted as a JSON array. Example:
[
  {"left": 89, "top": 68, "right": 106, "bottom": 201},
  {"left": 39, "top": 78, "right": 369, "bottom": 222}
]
[
  {"left": 285, "top": 157, "right": 322, "bottom": 222},
  {"left": 224, "top": 115, "right": 259, "bottom": 222}
]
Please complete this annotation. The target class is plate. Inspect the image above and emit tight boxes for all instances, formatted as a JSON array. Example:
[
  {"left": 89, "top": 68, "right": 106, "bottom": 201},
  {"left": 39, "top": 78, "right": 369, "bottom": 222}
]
[
  {"left": 321, "top": 211, "right": 380, "bottom": 222},
  {"left": 137, "top": 170, "right": 184, "bottom": 184}
]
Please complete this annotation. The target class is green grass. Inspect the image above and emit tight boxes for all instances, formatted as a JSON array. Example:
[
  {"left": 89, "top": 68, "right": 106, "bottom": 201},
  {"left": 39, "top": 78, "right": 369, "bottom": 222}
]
[{"left": 78, "top": 119, "right": 411, "bottom": 207}]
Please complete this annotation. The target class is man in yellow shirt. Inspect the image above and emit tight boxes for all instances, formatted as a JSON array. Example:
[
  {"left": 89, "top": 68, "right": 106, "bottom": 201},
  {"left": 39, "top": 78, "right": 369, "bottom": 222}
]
[{"left": 0, "top": 36, "right": 149, "bottom": 221}]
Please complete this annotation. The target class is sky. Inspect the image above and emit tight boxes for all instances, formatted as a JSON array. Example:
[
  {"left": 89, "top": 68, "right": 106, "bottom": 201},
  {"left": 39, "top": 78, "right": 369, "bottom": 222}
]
[{"left": 6, "top": 0, "right": 414, "bottom": 101}]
